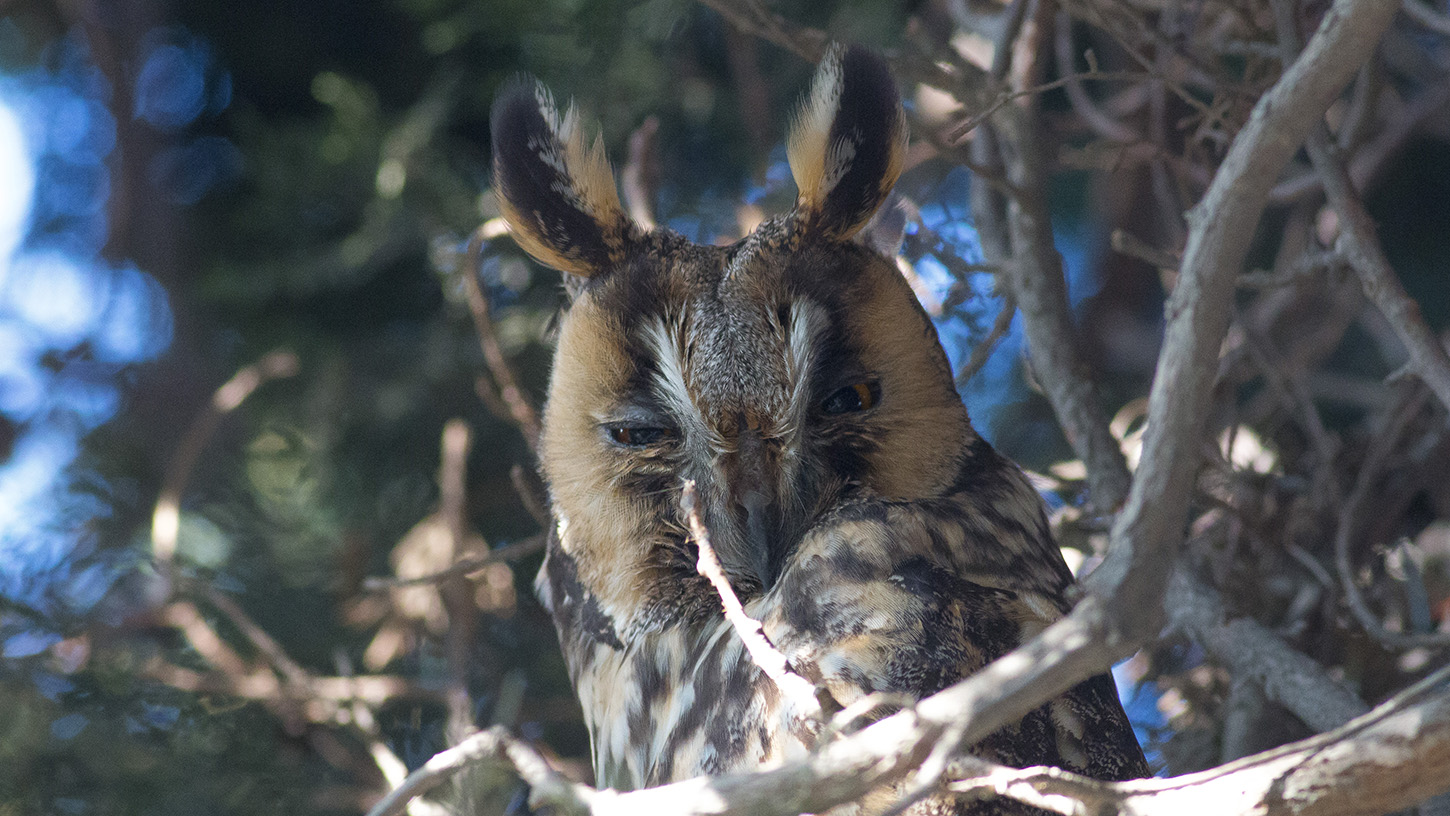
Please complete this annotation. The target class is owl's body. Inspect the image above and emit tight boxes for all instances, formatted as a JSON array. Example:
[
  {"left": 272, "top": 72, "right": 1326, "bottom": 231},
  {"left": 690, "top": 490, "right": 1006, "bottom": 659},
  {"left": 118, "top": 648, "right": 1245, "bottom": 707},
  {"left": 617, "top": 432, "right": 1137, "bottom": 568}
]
[{"left": 493, "top": 45, "right": 1148, "bottom": 813}]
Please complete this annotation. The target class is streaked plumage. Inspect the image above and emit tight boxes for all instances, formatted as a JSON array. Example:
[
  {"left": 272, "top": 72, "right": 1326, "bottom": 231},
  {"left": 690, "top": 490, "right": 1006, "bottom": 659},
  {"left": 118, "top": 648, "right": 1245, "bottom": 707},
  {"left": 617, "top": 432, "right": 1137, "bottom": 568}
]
[{"left": 492, "top": 44, "right": 1148, "bottom": 813}]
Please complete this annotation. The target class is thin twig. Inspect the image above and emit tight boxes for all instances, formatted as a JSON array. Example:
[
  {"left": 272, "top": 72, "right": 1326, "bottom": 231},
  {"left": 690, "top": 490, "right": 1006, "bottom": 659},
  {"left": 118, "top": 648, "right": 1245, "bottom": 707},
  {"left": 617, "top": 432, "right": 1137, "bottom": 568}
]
[
  {"left": 1402, "top": 0, "right": 1450, "bottom": 37},
  {"left": 954, "top": 293, "right": 1018, "bottom": 387},
  {"left": 152, "top": 349, "right": 299, "bottom": 563},
  {"left": 620, "top": 116, "right": 661, "bottom": 230},
  {"left": 1273, "top": 0, "right": 1450, "bottom": 417},
  {"left": 509, "top": 464, "right": 551, "bottom": 528},
  {"left": 1053, "top": 8, "right": 1141, "bottom": 143},
  {"left": 695, "top": 0, "right": 975, "bottom": 105},
  {"left": 1111, "top": 228, "right": 1181, "bottom": 272},
  {"left": 1333, "top": 389, "right": 1450, "bottom": 648},
  {"left": 1302, "top": 130, "right": 1450, "bottom": 413},
  {"left": 694, "top": 0, "right": 826, "bottom": 62},
  {"left": 1237, "top": 247, "right": 1342, "bottom": 289},
  {"left": 464, "top": 219, "right": 543, "bottom": 451},
  {"left": 194, "top": 582, "right": 312, "bottom": 687},
  {"left": 969, "top": 0, "right": 1134, "bottom": 514},
  {"left": 145, "top": 656, "right": 441, "bottom": 723},
  {"left": 361, "top": 535, "right": 545, "bottom": 591},
  {"left": 943, "top": 67, "right": 1153, "bottom": 145},
  {"left": 681, "top": 481, "right": 824, "bottom": 720},
  {"left": 365, "top": 726, "right": 593, "bottom": 816},
  {"left": 435, "top": 418, "right": 479, "bottom": 742}
]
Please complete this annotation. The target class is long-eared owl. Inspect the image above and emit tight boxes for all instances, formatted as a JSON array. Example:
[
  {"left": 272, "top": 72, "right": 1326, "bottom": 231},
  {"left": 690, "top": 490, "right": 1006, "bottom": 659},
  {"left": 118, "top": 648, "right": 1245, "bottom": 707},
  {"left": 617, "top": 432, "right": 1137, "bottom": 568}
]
[{"left": 491, "top": 44, "right": 1148, "bottom": 813}]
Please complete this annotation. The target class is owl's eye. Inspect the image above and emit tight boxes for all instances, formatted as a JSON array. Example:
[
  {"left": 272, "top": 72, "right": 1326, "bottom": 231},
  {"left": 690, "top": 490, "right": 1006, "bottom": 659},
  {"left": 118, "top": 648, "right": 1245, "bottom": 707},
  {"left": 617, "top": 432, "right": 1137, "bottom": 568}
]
[
  {"left": 606, "top": 425, "right": 676, "bottom": 447},
  {"left": 822, "top": 382, "right": 879, "bottom": 414}
]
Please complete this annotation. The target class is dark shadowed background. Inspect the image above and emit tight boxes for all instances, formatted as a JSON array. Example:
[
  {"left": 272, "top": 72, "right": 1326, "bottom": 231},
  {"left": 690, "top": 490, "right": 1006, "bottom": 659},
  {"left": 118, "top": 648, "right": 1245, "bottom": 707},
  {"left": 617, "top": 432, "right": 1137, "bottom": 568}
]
[{"left": 2, "top": 0, "right": 1449, "bottom": 814}]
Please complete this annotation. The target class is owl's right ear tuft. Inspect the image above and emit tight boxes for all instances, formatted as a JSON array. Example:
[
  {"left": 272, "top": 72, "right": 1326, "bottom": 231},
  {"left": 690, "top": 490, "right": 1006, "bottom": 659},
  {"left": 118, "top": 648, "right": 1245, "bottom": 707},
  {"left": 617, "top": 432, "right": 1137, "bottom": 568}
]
[
  {"left": 787, "top": 45, "right": 908, "bottom": 244},
  {"left": 491, "top": 77, "right": 637, "bottom": 279}
]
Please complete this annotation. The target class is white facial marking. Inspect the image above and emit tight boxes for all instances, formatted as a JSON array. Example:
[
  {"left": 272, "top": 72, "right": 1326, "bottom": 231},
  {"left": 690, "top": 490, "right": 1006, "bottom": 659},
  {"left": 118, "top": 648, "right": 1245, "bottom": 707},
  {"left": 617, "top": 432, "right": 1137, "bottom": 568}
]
[{"left": 779, "top": 299, "right": 827, "bottom": 510}]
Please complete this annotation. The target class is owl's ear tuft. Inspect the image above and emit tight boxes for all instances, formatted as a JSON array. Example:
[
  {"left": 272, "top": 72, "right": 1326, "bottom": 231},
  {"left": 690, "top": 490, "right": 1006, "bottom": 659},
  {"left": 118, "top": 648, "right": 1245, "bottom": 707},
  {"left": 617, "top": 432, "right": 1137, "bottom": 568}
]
[
  {"left": 491, "top": 77, "right": 637, "bottom": 278},
  {"left": 787, "top": 44, "right": 908, "bottom": 243}
]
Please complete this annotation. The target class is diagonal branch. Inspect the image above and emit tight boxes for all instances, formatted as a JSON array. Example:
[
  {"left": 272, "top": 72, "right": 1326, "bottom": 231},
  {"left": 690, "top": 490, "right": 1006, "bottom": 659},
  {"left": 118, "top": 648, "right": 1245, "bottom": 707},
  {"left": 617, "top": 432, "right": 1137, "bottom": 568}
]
[{"left": 1083, "top": 0, "right": 1399, "bottom": 647}]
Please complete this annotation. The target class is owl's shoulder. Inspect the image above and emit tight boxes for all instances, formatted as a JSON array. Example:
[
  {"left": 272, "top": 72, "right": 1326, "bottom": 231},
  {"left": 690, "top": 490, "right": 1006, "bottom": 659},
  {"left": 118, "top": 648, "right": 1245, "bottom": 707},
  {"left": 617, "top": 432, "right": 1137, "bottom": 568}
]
[{"left": 763, "top": 493, "right": 1150, "bottom": 784}]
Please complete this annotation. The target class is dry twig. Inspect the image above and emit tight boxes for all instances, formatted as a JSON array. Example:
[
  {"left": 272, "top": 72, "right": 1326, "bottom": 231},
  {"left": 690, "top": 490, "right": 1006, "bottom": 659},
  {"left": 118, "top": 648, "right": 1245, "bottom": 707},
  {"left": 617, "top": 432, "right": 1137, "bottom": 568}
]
[
  {"left": 152, "top": 349, "right": 299, "bottom": 563},
  {"left": 969, "top": 17, "right": 1134, "bottom": 515},
  {"left": 366, "top": 726, "right": 594, "bottom": 816},
  {"left": 681, "top": 481, "right": 824, "bottom": 721},
  {"left": 463, "top": 219, "right": 543, "bottom": 451},
  {"left": 954, "top": 292, "right": 1018, "bottom": 388}
]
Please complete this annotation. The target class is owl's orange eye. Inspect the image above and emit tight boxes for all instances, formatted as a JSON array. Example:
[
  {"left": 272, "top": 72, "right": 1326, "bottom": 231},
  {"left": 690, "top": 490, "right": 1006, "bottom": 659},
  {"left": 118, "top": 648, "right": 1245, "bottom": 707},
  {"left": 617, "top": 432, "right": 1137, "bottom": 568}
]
[
  {"left": 607, "top": 426, "right": 676, "bottom": 447},
  {"left": 822, "top": 382, "right": 879, "bottom": 414}
]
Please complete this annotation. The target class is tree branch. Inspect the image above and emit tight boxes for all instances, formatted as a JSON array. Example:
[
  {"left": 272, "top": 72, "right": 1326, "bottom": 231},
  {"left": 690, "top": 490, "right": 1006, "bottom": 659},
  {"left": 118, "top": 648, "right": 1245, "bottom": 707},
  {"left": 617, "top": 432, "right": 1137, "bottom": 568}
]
[
  {"left": 1168, "top": 568, "right": 1369, "bottom": 733},
  {"left": 681, "top": 481, "right": 824, "bottom": 721},
  {"left": 943, "top": 662, "right": 1450, "bottom": 816},
  {"left": 969, "top": 0, "right": 1133, "bottom": 513},
  {"left": 464, "top": 219, "right": 543, "bottom": 451},
  {"left": 1085, "top": 0, "right": 1399, "bottom": 648}
]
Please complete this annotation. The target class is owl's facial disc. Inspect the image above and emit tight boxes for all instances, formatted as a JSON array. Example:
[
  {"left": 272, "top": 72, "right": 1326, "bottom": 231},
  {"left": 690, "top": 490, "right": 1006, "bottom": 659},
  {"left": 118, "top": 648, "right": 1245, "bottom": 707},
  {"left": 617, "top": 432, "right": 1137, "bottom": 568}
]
[{"left": 627, "top": 297, "right": 830, "bottom": 592}]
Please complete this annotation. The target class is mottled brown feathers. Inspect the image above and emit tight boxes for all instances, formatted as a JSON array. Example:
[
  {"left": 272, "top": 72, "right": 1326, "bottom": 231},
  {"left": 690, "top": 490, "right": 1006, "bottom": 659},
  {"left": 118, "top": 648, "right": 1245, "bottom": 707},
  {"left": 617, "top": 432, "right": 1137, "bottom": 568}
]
[{"left": 492, "top": 44, "right": 1148, "bottom": 813}]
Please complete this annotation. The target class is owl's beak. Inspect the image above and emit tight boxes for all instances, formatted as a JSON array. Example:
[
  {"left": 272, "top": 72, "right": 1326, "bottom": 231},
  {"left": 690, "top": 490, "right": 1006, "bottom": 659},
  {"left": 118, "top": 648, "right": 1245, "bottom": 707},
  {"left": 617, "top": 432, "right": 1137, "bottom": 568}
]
[
  {"left": 729, "top": 420, "right": 786, "bottom": 589},
  {"left": 737, "top": 486, "right": 781, "bottom": 588}
]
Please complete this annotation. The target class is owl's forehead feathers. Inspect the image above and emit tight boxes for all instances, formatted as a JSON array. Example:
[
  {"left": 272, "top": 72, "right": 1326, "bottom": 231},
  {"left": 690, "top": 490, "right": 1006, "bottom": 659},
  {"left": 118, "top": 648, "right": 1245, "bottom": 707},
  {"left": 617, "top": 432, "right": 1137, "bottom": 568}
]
[
  {"left": 636, "top": 294, "right": 826, "bottom": 443},
  {"left": 588, "top": 236, "right": 826, "bottom": 436}
]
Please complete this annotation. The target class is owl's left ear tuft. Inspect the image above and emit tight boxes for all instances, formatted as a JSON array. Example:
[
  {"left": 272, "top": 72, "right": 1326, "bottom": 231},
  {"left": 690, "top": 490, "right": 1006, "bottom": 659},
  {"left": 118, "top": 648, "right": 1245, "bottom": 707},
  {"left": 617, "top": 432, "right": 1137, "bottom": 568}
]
[
  {"left": 491, "top": 76, "right": 637, "bottom": 279},
  {"left": 787, "top": 44, "right": 908, "bottom": 243}
]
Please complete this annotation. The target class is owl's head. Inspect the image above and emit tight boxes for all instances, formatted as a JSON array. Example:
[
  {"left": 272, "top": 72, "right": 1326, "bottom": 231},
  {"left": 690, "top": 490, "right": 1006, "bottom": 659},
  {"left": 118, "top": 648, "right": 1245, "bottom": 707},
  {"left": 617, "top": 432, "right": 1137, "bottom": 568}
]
[{"left": 493, "top": 46, "right": 980, "bottom": 632}]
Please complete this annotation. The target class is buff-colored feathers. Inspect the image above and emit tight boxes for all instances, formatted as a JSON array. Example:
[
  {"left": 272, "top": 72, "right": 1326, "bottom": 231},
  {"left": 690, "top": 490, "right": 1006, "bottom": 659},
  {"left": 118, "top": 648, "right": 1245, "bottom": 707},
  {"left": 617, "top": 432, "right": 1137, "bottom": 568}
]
[
  {"left": 786, "top": 44, "right": 909, "bottom": 242},
  {"left": 491, "top": 79, "right": 634, "bottom": 278},
  {"left": 786, "top": 48, "right": 845, "bottom": 220},
  {"left": 538, "top": 90, "right": 627, "bottom": 248}
]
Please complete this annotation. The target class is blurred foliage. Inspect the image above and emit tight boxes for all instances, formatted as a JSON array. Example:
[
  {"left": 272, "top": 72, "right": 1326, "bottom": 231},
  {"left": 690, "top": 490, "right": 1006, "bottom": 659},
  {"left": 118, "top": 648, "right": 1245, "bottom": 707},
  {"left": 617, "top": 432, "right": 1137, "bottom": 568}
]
[
  {"left": 3, "top": 0, "right": 1450, "bottom": 813},
  {"left": 2, "top": 1, "right": 931, "bottom": 813}
]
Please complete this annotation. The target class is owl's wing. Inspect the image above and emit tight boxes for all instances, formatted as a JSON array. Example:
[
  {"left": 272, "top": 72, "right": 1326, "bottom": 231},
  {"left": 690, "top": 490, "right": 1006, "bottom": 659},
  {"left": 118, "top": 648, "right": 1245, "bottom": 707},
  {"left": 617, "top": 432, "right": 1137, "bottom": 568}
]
[{"left": 764, "top": 499, "right": 1150, "bottom": 785}]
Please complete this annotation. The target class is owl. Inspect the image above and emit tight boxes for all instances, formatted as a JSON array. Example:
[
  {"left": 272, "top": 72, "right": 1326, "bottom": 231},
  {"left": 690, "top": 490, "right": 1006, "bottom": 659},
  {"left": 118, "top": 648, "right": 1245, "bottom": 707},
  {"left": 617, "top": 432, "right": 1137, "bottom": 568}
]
[{"left": 491, "top": 44, "right": 1149, "bottom": 813}]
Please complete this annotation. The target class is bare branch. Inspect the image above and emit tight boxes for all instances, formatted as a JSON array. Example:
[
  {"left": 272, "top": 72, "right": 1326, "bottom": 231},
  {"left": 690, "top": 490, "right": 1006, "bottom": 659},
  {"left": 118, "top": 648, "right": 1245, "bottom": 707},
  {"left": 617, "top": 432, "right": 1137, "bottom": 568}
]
[
  {"left": 1303, "top": 131, "right": 1450, "bottom": 413},
  {"left": 1087, "top": 0, "right": 1399, "bottom": 647},
  {"left": 1402, "top": 0, "right": 1450, "bottom": 38},
  {"left": 621, "top": 116, "right": 661, "bottom": 230},
  {"left": 954, "top": 292, "right": 1018, "bottom": 388},
  {"left": 145, "top": 658, "right": 442, "bottom": 724},
  {"left": 1333, "top": 388, "right": 1450, "bottom": 649},
  {"left": 694, "top": 0, "right": 826, "bottom": 62},
  {"left": 435, "top": 418, "right": 480, "bottom": 741},
  {"left": 474, "top": 662, "right": 1450, "bottom": 816},
  {"left": 1052, "top": 8, "right": 1140, "bottom": 144},
  {"left": 1169, "top": 568, "right": 1369, "bottom": 733},
  {"left": 942, "top": 663, "right": 1450, "bottom": 816},
  {"left": 195, "top": 582, "right": 312, "bottom": 688},
  {"left": 970, "top": 0, "right": 1133, "bottom": 514}
]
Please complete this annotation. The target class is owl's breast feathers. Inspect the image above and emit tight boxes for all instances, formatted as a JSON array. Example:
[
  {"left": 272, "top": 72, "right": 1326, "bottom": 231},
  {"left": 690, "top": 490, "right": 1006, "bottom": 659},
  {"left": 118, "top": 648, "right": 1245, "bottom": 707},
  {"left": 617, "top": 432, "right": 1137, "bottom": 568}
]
[{"left": 539, "top": 478, "right": 1149, "bottom": 804}]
